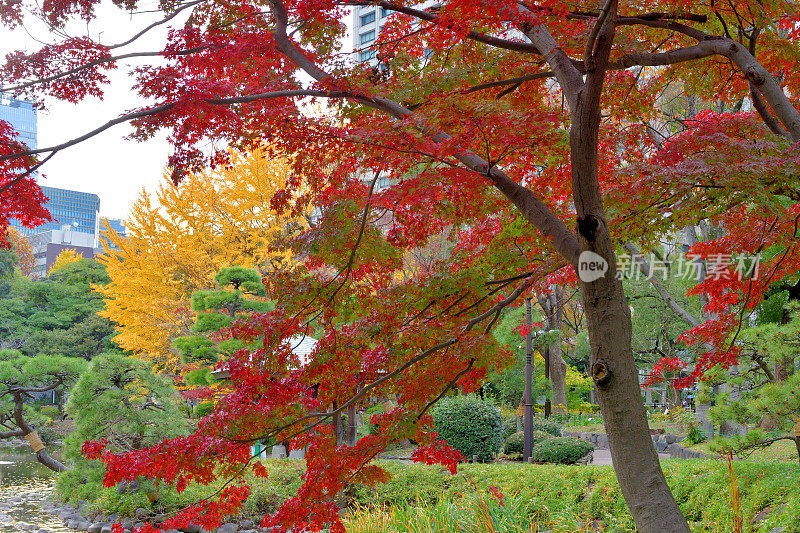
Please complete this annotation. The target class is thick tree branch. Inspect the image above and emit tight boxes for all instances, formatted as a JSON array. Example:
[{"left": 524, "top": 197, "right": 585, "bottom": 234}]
[{"left": 269, "top": 0, "right": 581, "bottom": 264}]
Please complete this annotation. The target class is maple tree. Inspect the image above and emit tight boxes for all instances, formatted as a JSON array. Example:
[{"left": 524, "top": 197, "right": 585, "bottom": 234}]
[
  {"left": 96, "top": 148, "right": 305, "bottom": 369},
  {"left": 0, "top": 120, "right": 49, "bottom": 247},
  {"left": 2, "top": 0, "right": 800, "bottom": 531}
]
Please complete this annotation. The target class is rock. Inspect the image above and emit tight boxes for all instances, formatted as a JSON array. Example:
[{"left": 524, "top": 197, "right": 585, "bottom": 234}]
[
  {"left": 754, "top": 504, "right": 786, "bottom": 525},
  {"left": 655, "top": 439, "right": 669, "bottom": 452},
  {"left": 88, "top": 523, "right": 104, "bottom": 533},
  {"left": 118, "top": 480, "right": 140, "bottom": 495},
  {"left": 239, "top": 521, "right": 254, "bottom": 529},
  {"left": 288, "top": 448, "right": 305, "bottom": 459},
  {"left": 665, "top": 434, "right": 678, "bottom": 444},
  {"left": 101, "top": 526, "right": 114, "bottom": 533},
  {"left": 217, "top": 524, "right": 238, "bottom": 533},
  {"left": 79, "top": 522, "right": 93, "bottom": 531},
  {"left": 271, "top": 445, "right": 287, "bottom": 459},
  {"left": 135, "top": 507, "right": 149, "bottom": 520}
]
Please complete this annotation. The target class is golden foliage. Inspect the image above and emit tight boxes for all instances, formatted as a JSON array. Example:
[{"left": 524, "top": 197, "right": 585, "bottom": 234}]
[
  {"left": 96, "top": 147, "right": 307, "bottom": 367},
  {"left": 49, "top": 248, "right": 84, "bottom": 274}
]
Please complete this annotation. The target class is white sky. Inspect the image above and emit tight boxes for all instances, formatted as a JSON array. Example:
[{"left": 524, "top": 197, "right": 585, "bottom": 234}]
[{"left": 6, "top": 1, "right": 356, "bottom": 219}]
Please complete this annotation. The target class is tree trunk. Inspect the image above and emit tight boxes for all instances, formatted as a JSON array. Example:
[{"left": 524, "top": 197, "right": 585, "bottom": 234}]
[
  {"left": 35, "top": 449, "right": 67, "bottom": 472},
  {"left": 12, "top": 392, "right": 67, "bottom": 473},
  {"left": 794, "top": 437, "right": 800, "bottom": 467},
  {"left": 580, "top": 246, "right": 688, "bottom": 531},
  {"left": 571, "top": 86, "right": 690, "bottom": 532},
  {"left": 539, "top": 287, "right": 569, "bottom": 413}
]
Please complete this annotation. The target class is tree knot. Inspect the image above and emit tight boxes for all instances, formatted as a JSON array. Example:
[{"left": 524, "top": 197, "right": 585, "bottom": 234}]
[{"left": 591, "top": 360, "right": 613, "bottom": 389}]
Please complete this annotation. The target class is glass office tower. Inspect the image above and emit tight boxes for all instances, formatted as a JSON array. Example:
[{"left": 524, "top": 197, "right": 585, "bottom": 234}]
[
  {"left": 0, "top": 95, "right": 37, "bottom": 150},
  {"left": 11, "top": 186, "right": 101, "bottom": 236}
]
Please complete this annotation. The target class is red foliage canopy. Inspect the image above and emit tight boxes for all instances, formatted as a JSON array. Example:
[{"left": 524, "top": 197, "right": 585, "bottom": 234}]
[{"left": 2, "top": 0, "right": 800, "bottom": 530}]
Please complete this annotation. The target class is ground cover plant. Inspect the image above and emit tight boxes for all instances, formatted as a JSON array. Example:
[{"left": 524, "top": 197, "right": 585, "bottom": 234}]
[{"left": 56, "top": 459, "right": 800, "bottom": 532}]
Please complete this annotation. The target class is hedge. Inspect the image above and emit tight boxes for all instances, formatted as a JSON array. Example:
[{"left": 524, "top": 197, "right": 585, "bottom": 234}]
[{"left": 432, "top": 395, "right": 503, "bottom": 462}]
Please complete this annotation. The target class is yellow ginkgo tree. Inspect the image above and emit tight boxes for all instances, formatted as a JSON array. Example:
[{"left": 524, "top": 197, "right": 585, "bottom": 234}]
[{"left": 96, "top": 147, "right": 308, "bottom": 369}]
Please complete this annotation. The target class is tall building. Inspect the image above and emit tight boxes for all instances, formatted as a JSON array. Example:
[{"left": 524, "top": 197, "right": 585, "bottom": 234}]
[
  {"left": 28, "top": 225, "right": 96, "bottom": 279},
  {"left": 11, "top": 186, "right": 101, "bottom": 237},
  {"left": 352, "top": 5, "right": 394, "bottom": 63},
  {"left": 0, "top": 95, "right": 37, "bottom": 150}
]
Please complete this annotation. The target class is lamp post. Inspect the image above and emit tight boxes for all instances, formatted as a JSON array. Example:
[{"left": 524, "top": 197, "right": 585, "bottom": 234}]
[
  {"left": 544, "top": 343, "right": 552, "bottom": 419},
  {"left": 523, "top": 297, "right": 534, "bottom": 461}
]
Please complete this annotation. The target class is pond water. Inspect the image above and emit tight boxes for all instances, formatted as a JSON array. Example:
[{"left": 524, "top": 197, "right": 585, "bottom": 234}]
[{"left": 0, "top": 446, "right": 69, "bottom": 533}]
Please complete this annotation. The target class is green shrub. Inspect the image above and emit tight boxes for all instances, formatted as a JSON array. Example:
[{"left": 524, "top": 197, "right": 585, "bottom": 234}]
[
  {"left": 37, "top": 426, "right": 60, "bottom": 445},
  {"left": 39, "top": 405, "right": 60, "bottom": 420},
  {"left": 531, "top": 436, "right": 593, "bottom": 464},
  {"left": 531, "top": 418, "right": 562, "bottom": 437},
  {"left": 504, "top": 430, "right": 555, "bottom": 456},
  {"left": 432, "top": 395, "right": 502, "bottom": 462},
  {"left": 195, "top": 401, "right": 214, "bottom": 418},
  {"left": 365, "top": 403, "right": 385, "bottom": 436},
  {"left": 504, "top": 431, "right": 524, "bottom": 455}
]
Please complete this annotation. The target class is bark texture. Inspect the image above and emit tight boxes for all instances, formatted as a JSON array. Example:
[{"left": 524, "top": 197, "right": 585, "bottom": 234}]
[{"left": 10, "top": 391, "right": 67, "bottom": 472}]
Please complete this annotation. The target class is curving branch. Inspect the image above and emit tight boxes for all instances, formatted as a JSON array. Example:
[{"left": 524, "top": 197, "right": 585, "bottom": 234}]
[
  {"left": 347, "top": 0, "right": 542, "bottom": 55},
  {"left": 10, "top": 391, "right": 67, "bottom": 472},
  {"left": 1, "top": 46, "right": 211, "bottom": 95},
  {"left": 269, "top": 0, "right": 582, "bottom": 264}
]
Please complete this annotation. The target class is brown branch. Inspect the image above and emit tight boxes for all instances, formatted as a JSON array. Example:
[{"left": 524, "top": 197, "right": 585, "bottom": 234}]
[
  {"left": 347, "top": 1, "right": 542, "bottom": 55},
  {"left": 2, "top": 46, "right": 211, "bottom": 95},
  {"left": 462, "top": 72, "right": 553, "bottom": 94}
]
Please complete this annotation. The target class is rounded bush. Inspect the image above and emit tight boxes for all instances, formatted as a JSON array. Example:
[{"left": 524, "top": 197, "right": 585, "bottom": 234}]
[
  {"left": 432, "top": 396, "right": 503, "bottom": 462},
  {"left": 195, "top": 401, "right": 214, "bottom": 418},
  {"left": 530, "top": 436, "right": 594, "bottom": 464},
  {"left": 531, "top": 418, "right": 562, "bottom": 437},
  {"left": 502, "top": 415, "right": 519, "bottom": 439},
  {"left": 504, "top": 431, "right": 524, "bottom": 455},
  {"left": 504, "top": 430, "right": 556, "bottom": 455}
]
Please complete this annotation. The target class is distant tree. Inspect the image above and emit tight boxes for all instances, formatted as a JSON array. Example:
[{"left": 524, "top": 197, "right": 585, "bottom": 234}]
[
  {"left": 175, "top": 266, "right": 273, "bottom": 388},
  {"left": 97, "top": 147, "right": 306, "bottom": 369},
  {"left": 0, "top": 349, "right": 86, "bottom": 471},
  {"left": 0, "top": 258, "right": 116, "bottom": 358},
  {"left": 49, "top": 248, "right": 85, "bottom": 275},
  {"left": 58, "top": 353, "right": 187, "bottom": 495},
  {"left": 6, "top": 228, "right": 34, "bottom": 277}
]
